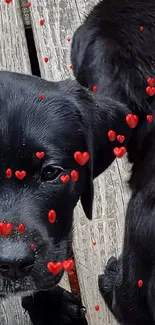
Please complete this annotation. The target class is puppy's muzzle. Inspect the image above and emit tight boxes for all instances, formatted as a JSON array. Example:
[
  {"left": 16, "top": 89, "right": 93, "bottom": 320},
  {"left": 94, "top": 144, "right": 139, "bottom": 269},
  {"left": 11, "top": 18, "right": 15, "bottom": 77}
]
[{"left": 0, "top": 241, "right": 35, "bottom": 279}]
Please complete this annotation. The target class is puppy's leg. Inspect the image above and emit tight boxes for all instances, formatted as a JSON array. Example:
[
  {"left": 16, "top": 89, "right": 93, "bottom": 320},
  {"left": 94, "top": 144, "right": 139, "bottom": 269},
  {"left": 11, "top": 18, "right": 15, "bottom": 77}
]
[
  {"left": 98, "top": 256, "right": 121, "bottom": 319},
  {"left": 99, "top": 256, "right": 154, "bottom": 325},
  {"left": 22, "top": 286, "right": 88, "bottom": 325}
]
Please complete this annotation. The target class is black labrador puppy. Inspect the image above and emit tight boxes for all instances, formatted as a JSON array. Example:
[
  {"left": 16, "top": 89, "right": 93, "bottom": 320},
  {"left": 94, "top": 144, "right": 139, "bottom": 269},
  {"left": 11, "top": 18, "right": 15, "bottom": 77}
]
[
  {"left": 0, "top": 71, "right": 132, "bottom": 324},
  {"left": 71, "top": 0, "right": 155, "bottom": 324}
]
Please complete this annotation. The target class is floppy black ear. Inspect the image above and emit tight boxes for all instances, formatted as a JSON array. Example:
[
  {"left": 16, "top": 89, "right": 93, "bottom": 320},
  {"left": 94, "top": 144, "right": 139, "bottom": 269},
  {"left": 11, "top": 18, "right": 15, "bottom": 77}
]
[{"left": 78, "top": 93, "right": 133, "bottom": 219}]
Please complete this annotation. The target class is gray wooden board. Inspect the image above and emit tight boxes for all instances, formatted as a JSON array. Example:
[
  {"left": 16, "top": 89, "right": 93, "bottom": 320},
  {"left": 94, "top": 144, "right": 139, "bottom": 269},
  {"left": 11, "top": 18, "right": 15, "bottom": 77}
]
[
  {"left": 0, "top": 1, "right": 32, "bottom": 323},
  {"left": 0, "top": 0, "right": 69, "bottom": 324},
  {"left": 28, "top": 0, "right": 132, "bottom": 324}
]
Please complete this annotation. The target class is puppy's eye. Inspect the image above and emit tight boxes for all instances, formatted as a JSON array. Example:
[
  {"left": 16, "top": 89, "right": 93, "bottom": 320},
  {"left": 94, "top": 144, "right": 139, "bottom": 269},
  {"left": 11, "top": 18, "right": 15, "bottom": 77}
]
[{"left": 41, "top": 166, "right": 62, "bottom": 181}]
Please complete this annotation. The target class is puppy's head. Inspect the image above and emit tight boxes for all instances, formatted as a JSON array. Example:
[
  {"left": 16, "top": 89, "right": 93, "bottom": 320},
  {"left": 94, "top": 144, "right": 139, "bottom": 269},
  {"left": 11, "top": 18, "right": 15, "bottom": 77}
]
[
  {"left": 0, "top": 71, "right": 131, "bottom": 296},
  {"left": 71, "top": 0, "right": 155, "bottom": 115},
  {"left": 0, "top": 71, "right": 94, "bottom": 296}
]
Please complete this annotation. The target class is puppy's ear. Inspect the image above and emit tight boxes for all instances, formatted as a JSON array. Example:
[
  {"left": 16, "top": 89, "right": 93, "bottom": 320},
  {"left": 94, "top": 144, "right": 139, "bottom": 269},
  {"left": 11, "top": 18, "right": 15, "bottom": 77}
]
[
  {"left": 80, "top": 179, "right": 94, "bottom": 220},
  {"left": 79, "top": 94, "right": 133, "bottom": 219}
]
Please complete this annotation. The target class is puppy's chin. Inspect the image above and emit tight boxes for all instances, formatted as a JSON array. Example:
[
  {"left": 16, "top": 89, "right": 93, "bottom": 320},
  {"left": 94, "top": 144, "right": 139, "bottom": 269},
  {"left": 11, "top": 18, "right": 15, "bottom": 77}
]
[{"left": 0, "top": 270, "right": 64, "bottom": 298}]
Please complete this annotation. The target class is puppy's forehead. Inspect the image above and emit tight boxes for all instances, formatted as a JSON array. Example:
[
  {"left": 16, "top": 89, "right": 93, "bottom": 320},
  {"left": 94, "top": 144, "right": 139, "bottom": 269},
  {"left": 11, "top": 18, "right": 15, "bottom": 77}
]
[{"left": 0, "top": 72, "right": 83, "bottom": 166}]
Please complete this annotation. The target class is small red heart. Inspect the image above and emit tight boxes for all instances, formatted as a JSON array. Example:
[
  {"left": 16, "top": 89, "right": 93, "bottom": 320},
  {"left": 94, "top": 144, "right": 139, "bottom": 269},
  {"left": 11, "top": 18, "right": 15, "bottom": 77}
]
[
  {"left": 74, "top": 151, "right": 90, "bottom": 166},
  {"left": 26, "top": 1, "right": 31, "bottom": 7},
  {"left": 67, "top": 37, "right": 71, "bottom": 42},
  {"left": 137, "top": 280, "right": 143, "bottom": 287},
  {"left": 70, "top": 65, "right": 74, "bottom": 69},
  {"left": 113, "top": 147, "right": 126, "bottom": 158},
  {"left": 140, "top": 26, "right": 144, "bottom": 31},
  {"left": 95, "top": 305, "right": 100, "bottom": 311},
  {"left": 47, "top": 262, "right": 63, "bottom": 275},
  {"left": 71, "top": 170, "right": 79, "bottom": 182},
  {"left": 117, "top": 135, "right": 125, "bottom": 143},
  {"left": 48, "top": 210, "right": 56, "bottom": 223},
  {"left": 108, "top": 130, "right": 116, "bottom": 141},
  {"left": 92, "top": 85, "right": 98, "bottom": 92},
  {"left": 62, "top": 260, "right": 75, "bottom": 272},
  {"left": 0, "top": 223, "right": 13, "bottom": 236},
  {"left": 126, "top": 114, "right": 139, "bottom": 128},
  {"left": 36, "top": 152, "right": 45, "bottom": 159},
  {"left": 147, "top": 115, "right": 153, "bottom": 123},
  {"left": 92, "top": 241, "right": 96, "bottom": 246},
  {"left": 5, "top": 0, "right": 12, "bottom": 3},
  {"left": 39, "top": 94, "right": 45, "bottom": 99},
  {"left": 6, "top": 168, "right": 12, "bottom": 179},
  {"left": 147, "top": 78, "right": 155, "bottom": 86},
  {"left": 44, "top": 57, "right": 49, "bottom": 63},
  {"left": 60, "top": 175, "right": 70, "bottom": 183},
  {"left": 15, "top": 171, "right": 26, "bottom": 180},
  {"left": 30, "top": 243, "right": 35, "bottom": 249},
  {"left": 18, "top": 224, "right": 25, "bottom": 233},
  {"left": 40, "top": 19, "right": 45, "bottom": 26},
  {"left": 146, "top": 86, "right": 155, "bottom": 96}
]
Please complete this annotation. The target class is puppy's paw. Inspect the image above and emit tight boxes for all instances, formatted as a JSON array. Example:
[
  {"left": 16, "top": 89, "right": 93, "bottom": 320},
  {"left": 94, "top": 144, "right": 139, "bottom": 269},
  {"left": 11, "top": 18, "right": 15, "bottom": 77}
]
[
  {"left": 98, "top": 256, "right": 119, "bottom": 309},
  {"left": 22, "top": 286, "right": 88, "bottom": 325}
]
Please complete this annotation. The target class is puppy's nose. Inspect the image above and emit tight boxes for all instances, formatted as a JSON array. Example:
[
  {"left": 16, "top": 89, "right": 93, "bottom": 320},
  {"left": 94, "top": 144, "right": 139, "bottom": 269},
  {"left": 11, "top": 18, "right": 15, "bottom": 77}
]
[{"left": 0, "top": 242, "right": 35, "bottom": 278}]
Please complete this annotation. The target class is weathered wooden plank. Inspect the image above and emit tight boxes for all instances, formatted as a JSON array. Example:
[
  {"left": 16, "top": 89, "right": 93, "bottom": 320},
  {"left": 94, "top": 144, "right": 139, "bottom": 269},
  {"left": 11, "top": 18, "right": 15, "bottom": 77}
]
[
  {"left": 0, "top": 1, "right": 32, "bottom": 323},
  {"left": 0, "top": 0, "right": 31, "bottom": 73},
  {"left": 28, "top": 0, "right": 132, "bottom": 324}
]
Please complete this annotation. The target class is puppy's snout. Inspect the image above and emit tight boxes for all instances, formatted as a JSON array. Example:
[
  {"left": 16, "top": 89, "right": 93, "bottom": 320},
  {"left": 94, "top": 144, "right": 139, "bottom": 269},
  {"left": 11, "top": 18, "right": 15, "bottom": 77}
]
[{"left": 0, "top": 241, "right": 35, "bottom": 279}]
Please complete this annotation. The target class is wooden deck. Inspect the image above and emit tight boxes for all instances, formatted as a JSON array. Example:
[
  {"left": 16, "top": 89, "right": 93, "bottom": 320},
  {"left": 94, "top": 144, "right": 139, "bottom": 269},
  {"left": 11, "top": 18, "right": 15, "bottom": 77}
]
[{"left": 0, "top": 0, "right": 132, "bottom": 324}]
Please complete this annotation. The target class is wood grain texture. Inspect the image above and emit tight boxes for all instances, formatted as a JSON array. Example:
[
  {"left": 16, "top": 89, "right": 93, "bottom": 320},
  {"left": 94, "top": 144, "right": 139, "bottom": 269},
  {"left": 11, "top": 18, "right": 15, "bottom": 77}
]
[
  {"left": 0, "top": 0, "right": 31, "bottom": 73},
  {"left": 0, "top": 1, "right": 32, "bottom": 323},
  {"left": 28, "top": 0, "right": 132, "bottom": 324}
]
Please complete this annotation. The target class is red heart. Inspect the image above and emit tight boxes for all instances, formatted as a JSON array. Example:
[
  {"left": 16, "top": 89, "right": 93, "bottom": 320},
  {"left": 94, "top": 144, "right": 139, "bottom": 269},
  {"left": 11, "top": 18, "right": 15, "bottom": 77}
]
[
  {"left": 95, "top": 305, "right": 100, "bottom": 311},
  {"left": 5, "top": 0, "right": 12, "bottom": 3},
  {"left": 44, "top": 57, "right": 49, "bottom": 63},
  {"left": 39, "top": 94, "right": 45, "bottom": 99},
  {"left": 0, "top": 223, "right": 13, "bottom": 236},
  {"left": 6, "top": 168, "right": 12, "bottom": 178},
  {"left": 147, "top": 78, "right": 155, "bottom": 86},
  {"left": 18, "top": 224, "right": 25, "bottom": 233},
  {"left": 15, "top": 171, "right": 26, "bottom": 180},
  {"left": 60, "top": 175, "right": 70, "bottom": 183},
  {"left": 147, "top": 115, "right": 153, "bottom": 123},
  {"left": 117, "top": 135, "right": 125, "bottom": 143},
  {"left": 36, "top": 152, "right": 45, "bottom": 159},
  {"left": 146, "top": 86, "right": 155, "bottom": 96},
  {"left": 71, "top": 170, "right": 79, "bottom": 182},
  {"left": 47, "top": 262, "right": 63, "bottom": 275},
  {"left": 62, "top": 260, "right": 75, "bottom": 272},
  {"left": 126, "top": 114, "right": 139, "bottom": 128},
  {"left": 48, "top": 210, "right": 56, "bottom": 223},
  {"left": 74, "top": 151, "right": 90, "bottom": 166},
  {"left": 26, "top": 1, "right": 31, "bottom": 7},
  {"left": 40, "top": 19, "right": 45, "bottom": 26},
  {"left": 137, "top": 279, "right": 143, "bottom": 287},
  {"left": 92, "top": 85, "right": 98, "bottom": 92},
  {"left": 108, "top": 130, "right": 116, "bottom": 141},
  {"left": 113, "top": 147, "right": 126, "bottom": 158}
]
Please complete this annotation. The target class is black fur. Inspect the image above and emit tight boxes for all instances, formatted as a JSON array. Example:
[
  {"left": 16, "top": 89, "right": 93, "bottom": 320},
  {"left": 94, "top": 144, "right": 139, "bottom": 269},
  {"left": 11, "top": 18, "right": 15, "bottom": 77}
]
[
  {"left": 0, "top": 70, "right": 134, "bottom": 324},
  {"left": 71, "top": 0, "right": 155, "bottom": 324}
]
